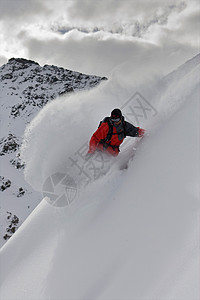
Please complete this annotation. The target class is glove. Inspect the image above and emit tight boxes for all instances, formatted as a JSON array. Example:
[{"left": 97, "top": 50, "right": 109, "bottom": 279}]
[{"left": 137, "top": 127, "right": 145, "bottom": 137}]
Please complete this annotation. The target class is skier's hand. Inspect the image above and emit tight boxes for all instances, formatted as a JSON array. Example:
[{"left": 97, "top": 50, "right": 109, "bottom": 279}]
[{"left": 137, "top": 127, "right": 145, "bottom": 137}]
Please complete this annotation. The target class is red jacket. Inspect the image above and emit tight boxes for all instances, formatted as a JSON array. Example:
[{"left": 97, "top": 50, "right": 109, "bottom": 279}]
[
  {"left": 88, "top": 122, "right": 123, "bottom": 156},
  {"left": 88, "top": 118, "right": 143, "bottom": 156}
]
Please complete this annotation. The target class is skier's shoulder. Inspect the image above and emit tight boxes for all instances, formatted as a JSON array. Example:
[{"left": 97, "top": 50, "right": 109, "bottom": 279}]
[
  {"left": 103, "top": 116, "right": 112, "bottom": 125},
  {"left": 96, "top": 117, "right": 110, "bottom": 135},
  {"left": 124, "top": 120, "right": 137, "bottom": 129},
  {"left": 98, "top": 117, "right": 112, "bottom": 128}
]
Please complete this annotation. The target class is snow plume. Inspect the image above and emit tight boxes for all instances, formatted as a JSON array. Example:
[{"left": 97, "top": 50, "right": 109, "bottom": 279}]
[
  {"left": 20, "top": 61, "right": 160, "bottom": 191},
  {"left": 21, "top": 54, "right": 199, "bottom": 192}
]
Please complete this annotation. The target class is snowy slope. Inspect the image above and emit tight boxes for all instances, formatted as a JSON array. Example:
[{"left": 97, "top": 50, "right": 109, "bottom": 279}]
[
  {"left": 0, "top": 54, "right": 199, "bottom": 300},
  {"left": 0, "top": 58, "right": 107, "bottom": 246}
]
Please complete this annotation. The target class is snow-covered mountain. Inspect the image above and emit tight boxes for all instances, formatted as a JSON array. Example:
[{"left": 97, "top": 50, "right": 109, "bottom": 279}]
[
  {"left": 0, "top": 53, "right": 199, "bottom": 300},
  {"left": 0, "top": 58, "right": 107, "bottom": 246}
]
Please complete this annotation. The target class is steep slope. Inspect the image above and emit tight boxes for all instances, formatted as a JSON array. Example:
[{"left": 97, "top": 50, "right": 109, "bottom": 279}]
[
  {"left": 0, "top": 58, "right": 107, "bottom": 246},
  {"left": 0, "top": 55, "right": 199, "bottom": 299},
  {"left": 161, "top": 53, "right": 200, "bottom": 87}
]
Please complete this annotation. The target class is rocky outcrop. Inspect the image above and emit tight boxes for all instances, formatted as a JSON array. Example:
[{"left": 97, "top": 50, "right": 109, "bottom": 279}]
[
  {"left": 0, "top": 57, "right": 107, "bottom": 246},
  {"left": 0, "top": 134, "right": 20, "bottom": 156},
  {"left": 0, "top": 58, "right": 107, "bottom": 118}
]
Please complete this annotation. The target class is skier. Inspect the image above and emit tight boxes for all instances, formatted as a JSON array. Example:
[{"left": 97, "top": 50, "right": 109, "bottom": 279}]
[{"left": 87, "top": 108, "right": 145, "bottom": 157}]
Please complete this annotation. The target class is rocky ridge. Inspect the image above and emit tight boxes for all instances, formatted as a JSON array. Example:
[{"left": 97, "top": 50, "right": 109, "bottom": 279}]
[
  {"left": 0, "top": 58, "right": 107, "bottom": 119},
  {"left": 0, "top": 58, "right": 107, "bottom": 246}
]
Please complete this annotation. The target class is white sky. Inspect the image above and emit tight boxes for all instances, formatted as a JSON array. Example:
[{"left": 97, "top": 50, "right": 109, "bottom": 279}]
[{"left": 0, "top": 0, "right": 199, "bottom": 76}]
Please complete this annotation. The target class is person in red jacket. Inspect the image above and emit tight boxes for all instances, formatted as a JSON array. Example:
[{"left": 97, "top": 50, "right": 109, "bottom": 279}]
[{"left": 88, "top": 108, "right": 145, "bottom": 157}]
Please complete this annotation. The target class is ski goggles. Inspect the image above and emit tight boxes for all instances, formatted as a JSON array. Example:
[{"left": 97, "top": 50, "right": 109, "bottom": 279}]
[{"left": 111, "top": 117, "right": 121, "bottom": 122}]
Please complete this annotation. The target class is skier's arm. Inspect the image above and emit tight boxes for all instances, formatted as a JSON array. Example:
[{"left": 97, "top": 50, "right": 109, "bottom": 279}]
[
  {"left": 88, "top": 123, "right": 109, "bottom": 153},
  {"left": 125, "top": 121, "right": 145, "bottom": 137}
]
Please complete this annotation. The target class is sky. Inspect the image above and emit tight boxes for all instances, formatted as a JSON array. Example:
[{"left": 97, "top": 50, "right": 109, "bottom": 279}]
[{"left": 0, "top": 0, "right": 199, "bottom": 76}]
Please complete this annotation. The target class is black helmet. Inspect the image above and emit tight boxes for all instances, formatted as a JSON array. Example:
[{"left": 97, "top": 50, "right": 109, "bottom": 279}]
[{"left": 111, "top": 108, "right": 122, "bottom": 120}]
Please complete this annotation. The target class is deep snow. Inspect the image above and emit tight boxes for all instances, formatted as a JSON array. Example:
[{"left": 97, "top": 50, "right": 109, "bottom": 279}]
[{"left": 0, "top": 54, "right": 199, "bottom": 300}]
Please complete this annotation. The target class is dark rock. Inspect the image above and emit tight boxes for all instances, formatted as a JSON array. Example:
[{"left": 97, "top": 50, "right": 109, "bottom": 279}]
[
  {"left": 10, "top": 153, "right": 25, "bottom": 169},
  {"left": 8, "top": 57, "right": 39, "bottom": 67},
  {"left": 0, "top": 134, "right": 20, "bottom": 155},
  {"left": 3, "top": 212, "right": 20, "bottom": 240},
  {"left": 17, "top": 187, "right": 25, "bottom": 197},
  {"left": 0, "top": 176, "right": 11, "bottom": 191}
]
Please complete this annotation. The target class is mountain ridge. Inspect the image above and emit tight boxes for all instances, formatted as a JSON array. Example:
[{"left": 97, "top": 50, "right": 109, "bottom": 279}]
[{"left": 0, "top": 58, "right": 107, "bottom": 246}]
